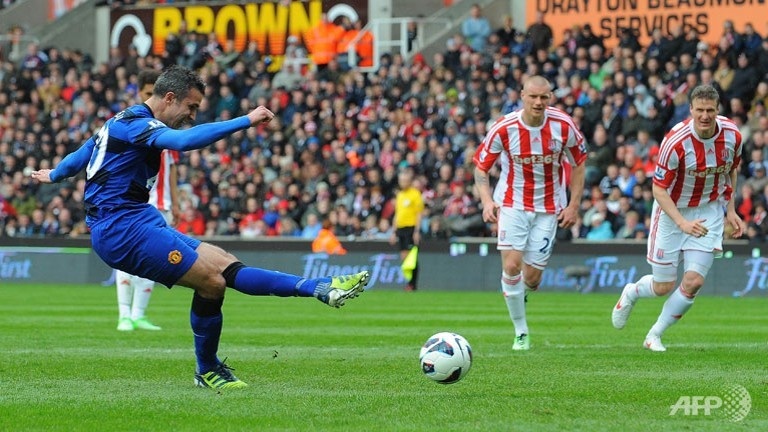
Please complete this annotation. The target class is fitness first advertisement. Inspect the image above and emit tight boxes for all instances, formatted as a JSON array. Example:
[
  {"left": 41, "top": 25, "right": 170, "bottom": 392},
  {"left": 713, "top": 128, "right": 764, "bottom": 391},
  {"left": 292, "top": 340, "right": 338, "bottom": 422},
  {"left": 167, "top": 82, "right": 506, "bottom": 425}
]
[{"left": 1, "top": 242, "right": 766, "bottom": 297}]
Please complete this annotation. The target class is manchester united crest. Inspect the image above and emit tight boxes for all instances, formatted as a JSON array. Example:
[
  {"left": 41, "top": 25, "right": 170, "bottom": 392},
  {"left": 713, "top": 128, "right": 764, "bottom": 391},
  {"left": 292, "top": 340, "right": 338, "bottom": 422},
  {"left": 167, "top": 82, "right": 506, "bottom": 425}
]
[{"left": 168, "top": 250, "right": 182, "bottom": 264}]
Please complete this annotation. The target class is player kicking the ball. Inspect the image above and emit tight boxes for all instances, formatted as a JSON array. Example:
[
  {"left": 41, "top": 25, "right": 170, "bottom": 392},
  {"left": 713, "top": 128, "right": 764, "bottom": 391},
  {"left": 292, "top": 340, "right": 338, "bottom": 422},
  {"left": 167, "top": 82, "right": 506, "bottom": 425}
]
[
  {"left": 612, "top": 85, "right": 746, "bottom": 351},
  {"left": 32, "top": 65, "right": 370, "bottom": 388}
]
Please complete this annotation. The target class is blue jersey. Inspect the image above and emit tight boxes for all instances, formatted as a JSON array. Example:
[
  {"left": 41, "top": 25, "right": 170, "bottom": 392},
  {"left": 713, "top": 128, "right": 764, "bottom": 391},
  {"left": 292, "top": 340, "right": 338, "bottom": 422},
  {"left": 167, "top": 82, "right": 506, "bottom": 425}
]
[
  {"left": 84, "top": 104, "right": 166, "bottom": 209},
  {"left": 75, "top": 103, "right": 250, "bottom": 213}
]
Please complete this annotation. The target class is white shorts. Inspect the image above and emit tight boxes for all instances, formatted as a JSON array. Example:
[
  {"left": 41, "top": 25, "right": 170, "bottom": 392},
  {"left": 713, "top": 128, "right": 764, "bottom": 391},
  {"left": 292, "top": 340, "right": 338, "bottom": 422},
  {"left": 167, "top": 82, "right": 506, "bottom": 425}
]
[
  {"left": 647, "top": 201, "right": 724, "bottom": 269},
  {"left": 497, "top": 207, "right": 557, "bottom": 270}
]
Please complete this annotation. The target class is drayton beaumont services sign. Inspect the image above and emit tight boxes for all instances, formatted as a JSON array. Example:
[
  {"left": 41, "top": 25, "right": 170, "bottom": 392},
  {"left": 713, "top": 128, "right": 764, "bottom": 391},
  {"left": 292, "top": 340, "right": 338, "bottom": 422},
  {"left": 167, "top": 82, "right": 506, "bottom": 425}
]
[{"left": 0, "top": 240, "right": 765, "bottom": 297}]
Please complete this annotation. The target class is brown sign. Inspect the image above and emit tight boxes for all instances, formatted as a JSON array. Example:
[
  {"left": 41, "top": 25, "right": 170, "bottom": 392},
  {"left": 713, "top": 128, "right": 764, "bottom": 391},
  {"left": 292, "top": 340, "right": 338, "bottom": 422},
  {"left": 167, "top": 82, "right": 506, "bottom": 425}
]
[{"left": 109, "top": 0, "right": 367, "bottom": 59}]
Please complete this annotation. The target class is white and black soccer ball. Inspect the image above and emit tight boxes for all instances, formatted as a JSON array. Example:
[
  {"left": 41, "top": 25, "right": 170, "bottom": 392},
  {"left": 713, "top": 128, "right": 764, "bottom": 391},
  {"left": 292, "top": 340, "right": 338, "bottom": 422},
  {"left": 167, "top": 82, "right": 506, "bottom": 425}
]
[{"left": 419, "top": 332, "right": 472, "bottom": 384}]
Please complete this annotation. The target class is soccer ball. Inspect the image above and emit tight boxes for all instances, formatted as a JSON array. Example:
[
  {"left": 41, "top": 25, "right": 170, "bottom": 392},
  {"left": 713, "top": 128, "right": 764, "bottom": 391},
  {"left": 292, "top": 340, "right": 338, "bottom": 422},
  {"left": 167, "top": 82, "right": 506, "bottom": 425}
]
[{"left": 419, "top": 332, "right": 472, "bottom": 384}]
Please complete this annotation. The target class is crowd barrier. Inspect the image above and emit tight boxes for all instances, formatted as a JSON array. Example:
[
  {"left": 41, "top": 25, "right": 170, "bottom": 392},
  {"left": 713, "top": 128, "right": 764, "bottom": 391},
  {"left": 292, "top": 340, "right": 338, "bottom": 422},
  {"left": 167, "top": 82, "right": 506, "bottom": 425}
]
[{"left": 0, "top": 238, "right": 765, "bottom": 297}]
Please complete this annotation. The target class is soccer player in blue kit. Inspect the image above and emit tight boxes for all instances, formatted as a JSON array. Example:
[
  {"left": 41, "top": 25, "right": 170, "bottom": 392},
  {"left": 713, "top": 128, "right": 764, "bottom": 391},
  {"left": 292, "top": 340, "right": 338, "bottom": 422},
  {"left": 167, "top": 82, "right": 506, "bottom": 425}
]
[{"left": 31, "top": 65, "right": 370, "bottom": 389}]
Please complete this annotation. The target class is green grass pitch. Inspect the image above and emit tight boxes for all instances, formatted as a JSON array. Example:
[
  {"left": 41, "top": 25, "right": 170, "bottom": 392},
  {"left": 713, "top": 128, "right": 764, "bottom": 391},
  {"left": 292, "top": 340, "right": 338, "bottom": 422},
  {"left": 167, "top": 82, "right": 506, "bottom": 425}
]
[{"left": 1, "top": 284, "right": 765, "bottom": 431}]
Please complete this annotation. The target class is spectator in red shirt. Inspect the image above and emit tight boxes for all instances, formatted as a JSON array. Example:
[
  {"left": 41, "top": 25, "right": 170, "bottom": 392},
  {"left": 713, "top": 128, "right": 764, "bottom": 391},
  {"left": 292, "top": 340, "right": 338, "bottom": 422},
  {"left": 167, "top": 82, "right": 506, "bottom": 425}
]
[
  {"left": 238, "top": 197, "right": 265, "bottom": 232},
  {"left": 176, "top": 207, "right": 206, "bottom": 236}
]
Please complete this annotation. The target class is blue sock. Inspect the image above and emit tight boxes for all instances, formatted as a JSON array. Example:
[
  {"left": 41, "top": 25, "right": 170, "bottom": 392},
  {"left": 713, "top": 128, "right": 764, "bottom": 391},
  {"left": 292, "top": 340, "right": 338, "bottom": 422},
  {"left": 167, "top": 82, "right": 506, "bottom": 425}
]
[
  {"left": 225, "top": 264, "right": 326, "bottom": 297},
  {"left": 190, "top": 294, "right": 223, "bottom": 374}
]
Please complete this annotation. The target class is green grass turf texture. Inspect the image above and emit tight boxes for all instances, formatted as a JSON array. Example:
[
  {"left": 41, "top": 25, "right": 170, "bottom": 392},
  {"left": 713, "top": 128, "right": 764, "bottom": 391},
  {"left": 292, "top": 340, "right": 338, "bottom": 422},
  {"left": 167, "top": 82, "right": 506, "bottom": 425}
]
[{"left": 0, "top": 284, "right": 765, "bottom": 432}]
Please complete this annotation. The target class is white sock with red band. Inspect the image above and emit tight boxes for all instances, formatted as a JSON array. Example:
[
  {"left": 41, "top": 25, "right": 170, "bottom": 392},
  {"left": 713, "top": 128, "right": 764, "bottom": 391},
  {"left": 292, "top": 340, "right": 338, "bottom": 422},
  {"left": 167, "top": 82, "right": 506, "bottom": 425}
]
[
  {"left": 649, "top": 286, "right": 695, "bottom": 337},
  {"left": 629, "top": 274, "right": 657, "bottom": 301},
  {"left": 502, "top": 272, "right": 528, "bottom": 336},
  {"left": 116, "top": 270, "right": 133, "bottom": 320},
  {"left": 131, "top": 277, "right": 155, "bottom": 320}
]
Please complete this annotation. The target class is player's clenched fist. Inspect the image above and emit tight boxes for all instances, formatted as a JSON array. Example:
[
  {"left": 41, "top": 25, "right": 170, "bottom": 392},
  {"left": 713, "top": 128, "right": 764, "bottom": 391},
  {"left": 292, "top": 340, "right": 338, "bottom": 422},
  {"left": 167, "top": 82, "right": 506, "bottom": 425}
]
[{"left": 247, "top": 106, "right": 275, "bottom": 126}]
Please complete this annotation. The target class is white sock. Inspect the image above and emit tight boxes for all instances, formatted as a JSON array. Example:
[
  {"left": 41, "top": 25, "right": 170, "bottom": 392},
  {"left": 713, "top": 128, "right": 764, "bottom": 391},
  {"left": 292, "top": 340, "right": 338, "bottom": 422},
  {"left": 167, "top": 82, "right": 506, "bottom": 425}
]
[
  {"left": 116, "top": 270, "right": 133, "bottom": 319},
  {"left": 649, "top": 286, "right": 695, "bottom": 337},
  {"left": 501, "top": 272, "right": 528, "bottom": 336},
  {"left": 130, "top": 277, "right": 155, "bottom": 320},
  {"left": 627, "top": 274, "right": 656, "bottom": 301}
]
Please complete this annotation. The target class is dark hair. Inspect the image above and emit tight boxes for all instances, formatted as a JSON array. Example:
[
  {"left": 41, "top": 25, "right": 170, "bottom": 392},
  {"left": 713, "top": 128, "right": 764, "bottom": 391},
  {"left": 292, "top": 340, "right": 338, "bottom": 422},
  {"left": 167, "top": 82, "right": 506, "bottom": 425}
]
[
  {"left": 153, "top": 65, "right": 205, "bottom": 101},
  {"left": 137, "top": 69, "right": 161, "bottom": 89}
]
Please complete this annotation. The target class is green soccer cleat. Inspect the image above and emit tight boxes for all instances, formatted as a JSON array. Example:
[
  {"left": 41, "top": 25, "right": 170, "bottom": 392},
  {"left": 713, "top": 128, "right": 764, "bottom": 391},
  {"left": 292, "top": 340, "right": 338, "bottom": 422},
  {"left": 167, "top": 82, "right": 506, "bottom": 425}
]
[
  {"left": 315, "top": 271, "right": 371, "bottom": 308},
  {"left": 133, "top": 317, "right": 161, "bottom": 331},
  {"left": 512, "top": 333, "right": 530, "bottom": 351},
  {"left": 116, "top": 317, "right": 134, "bottom": 331},
  {"left": 194, "top": 362, "right": 248, "bottom": 389}
]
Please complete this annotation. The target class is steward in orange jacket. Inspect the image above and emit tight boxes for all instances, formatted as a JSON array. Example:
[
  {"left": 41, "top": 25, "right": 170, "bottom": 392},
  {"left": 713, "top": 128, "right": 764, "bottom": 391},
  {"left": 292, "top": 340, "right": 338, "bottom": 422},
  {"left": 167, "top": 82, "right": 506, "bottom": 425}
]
[
  {"left": 312, "top": 219, "right": 347, "bottom": 255},
  {"left": 356, "top": 27, "right": 374, "bottom": 67},
  {"left": 305, "top": 14, "right": 344, "bottom": 67},
  {"left": 337, "top": 20, "right": 374, "bottom": 68}
]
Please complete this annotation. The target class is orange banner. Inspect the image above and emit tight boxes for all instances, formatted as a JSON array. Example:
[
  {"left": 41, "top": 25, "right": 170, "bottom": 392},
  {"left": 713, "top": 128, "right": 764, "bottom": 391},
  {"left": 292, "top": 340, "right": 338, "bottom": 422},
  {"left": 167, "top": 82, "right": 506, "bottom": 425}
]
[
  {"left": 527, "top": 0, "right": 768, "bottom": 49},
  {"left": 110, "top": 0, "right": 367, "bottom": 58}
]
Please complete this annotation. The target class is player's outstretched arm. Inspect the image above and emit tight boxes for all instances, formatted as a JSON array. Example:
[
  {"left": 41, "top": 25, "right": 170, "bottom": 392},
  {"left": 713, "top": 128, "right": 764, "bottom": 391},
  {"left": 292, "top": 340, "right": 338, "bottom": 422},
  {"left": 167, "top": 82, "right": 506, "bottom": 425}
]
[
  {"left": 153, "top": 106, "right": 275, "bottom": 151},
  {"left": 30, "top": 137, "right": 95, "bottom": 183}
]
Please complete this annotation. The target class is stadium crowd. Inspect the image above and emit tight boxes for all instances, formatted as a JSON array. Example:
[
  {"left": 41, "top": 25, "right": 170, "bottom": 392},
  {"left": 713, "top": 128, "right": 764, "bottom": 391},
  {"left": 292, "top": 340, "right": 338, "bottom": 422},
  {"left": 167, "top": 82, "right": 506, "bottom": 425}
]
[{"left": 1, "top": 6, "right": 768, "bottom": 244}]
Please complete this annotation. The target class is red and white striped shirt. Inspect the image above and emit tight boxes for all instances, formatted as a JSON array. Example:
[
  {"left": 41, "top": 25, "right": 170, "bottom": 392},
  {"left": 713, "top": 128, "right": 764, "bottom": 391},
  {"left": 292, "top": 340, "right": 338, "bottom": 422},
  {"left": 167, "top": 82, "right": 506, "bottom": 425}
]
[
  {"left": 148, "top": 149, "right": 179, "bottom": 211},
  {"left": 653, "top": 116, "right": 742, "bottom": 207},
  {"left": 473, "top": 107, "right": 587, "bottom": 214}
]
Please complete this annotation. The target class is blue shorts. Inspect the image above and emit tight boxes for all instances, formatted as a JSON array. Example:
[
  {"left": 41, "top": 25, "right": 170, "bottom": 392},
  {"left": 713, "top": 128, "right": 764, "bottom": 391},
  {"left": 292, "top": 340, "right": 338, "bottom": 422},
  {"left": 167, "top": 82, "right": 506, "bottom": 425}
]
[{"left": 89, "top": 205, "right": 200, "bottom": 288}]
